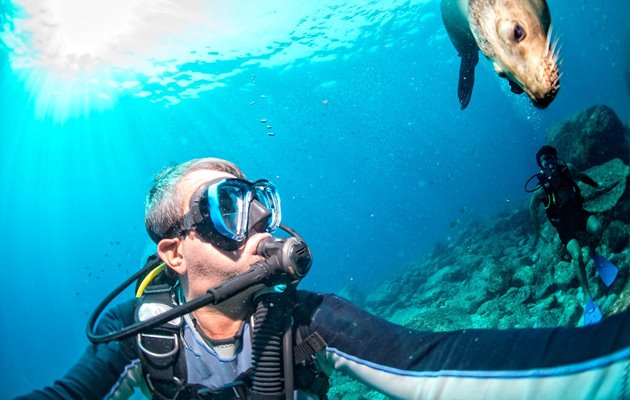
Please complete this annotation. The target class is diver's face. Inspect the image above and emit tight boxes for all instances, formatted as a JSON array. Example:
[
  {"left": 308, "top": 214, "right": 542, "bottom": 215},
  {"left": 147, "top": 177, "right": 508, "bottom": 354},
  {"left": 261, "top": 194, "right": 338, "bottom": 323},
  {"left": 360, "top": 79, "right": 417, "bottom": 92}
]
[
  {"left": 540, "top": 155, "right": 557, "bottom": 172},
  {"left": 175, "top": 170, "right": 271, "bottom": 296}
]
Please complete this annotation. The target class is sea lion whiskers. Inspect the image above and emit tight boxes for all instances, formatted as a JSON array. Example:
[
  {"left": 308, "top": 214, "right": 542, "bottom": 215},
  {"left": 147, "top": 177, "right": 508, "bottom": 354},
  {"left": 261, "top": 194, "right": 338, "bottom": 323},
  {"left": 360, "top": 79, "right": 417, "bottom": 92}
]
[
  {"left": 556, "top": 69, "right": 563, "bottom": 89},
  {"left": 546, "top": 29, "right": 562, "bottom": 92},
  {"left": 549, "top": 35, "right": 561, "bottom": 63},
  {"left": 544, "top": 24, "right": 553, "bottom": 58}
]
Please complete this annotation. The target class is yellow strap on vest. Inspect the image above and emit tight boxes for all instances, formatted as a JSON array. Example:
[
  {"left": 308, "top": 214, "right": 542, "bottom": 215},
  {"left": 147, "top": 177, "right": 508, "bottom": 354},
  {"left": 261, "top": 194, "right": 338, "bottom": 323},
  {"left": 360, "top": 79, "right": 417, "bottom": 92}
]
[{"left": 543, "top": 192, "right": 555, "bottom": 209}]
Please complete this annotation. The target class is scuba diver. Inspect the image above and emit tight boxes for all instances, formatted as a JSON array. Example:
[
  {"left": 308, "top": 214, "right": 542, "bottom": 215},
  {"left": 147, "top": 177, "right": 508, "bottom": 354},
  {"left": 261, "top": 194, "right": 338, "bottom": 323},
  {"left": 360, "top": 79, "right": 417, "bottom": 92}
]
[
  {"left": 19, "top": 157, "right": 630, "bottom": 399},
  {"left": 526, "top": 145, "right": 617, "bottom": 325}
]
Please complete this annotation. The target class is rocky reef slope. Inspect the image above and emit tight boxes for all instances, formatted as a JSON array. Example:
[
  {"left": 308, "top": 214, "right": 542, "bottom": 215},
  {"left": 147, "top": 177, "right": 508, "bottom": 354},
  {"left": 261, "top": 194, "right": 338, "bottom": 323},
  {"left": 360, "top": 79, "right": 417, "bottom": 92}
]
[{"left": 329, "top": 105, "right": 630, "bottom": 399}]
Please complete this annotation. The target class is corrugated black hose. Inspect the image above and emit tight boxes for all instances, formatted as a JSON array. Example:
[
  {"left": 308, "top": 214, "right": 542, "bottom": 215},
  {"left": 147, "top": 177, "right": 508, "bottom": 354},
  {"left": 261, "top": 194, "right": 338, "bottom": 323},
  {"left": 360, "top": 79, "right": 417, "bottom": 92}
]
[{"left": 250, "top": 288, "right": 294, "bottom": 400}]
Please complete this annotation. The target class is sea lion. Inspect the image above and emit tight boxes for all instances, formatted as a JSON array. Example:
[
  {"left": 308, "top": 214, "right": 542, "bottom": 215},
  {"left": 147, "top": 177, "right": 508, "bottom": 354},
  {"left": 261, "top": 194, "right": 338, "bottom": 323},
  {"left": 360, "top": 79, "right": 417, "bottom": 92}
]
[{"left": 441, "top": 0, "right": 560, "bottom": 109}]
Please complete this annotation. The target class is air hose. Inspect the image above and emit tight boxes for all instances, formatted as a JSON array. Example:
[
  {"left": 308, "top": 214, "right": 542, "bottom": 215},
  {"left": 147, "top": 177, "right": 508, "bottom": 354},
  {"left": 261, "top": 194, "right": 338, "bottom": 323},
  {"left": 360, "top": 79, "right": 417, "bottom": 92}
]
[
  {"left": 249, "top": 287, "right": 294, "bottom": 400},
  {"left": 87, "top": 225, "right": 311, "bottom": 344}
]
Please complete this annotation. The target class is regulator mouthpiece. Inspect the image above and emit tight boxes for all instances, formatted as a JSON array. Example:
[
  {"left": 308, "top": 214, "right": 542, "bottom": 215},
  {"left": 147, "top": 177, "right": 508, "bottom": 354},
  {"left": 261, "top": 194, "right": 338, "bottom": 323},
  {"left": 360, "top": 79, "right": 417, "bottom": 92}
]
[{"left": 257, "top": 237, "right": 312, "bottom": 278}]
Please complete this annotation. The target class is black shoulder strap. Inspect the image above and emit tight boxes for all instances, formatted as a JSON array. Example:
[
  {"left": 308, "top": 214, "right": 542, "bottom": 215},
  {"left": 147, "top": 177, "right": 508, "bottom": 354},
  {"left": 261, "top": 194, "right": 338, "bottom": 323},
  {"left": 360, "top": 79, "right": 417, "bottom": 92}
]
[
  {"left": 135, "top": 284, "right": 188, "bottom": 400},
  {"left": 558, "top": 164, "right": 583, "bottom": 203},
  {"left": 294, "top": 331, "right": 327, "bottom": 365},
  {"left": 293, "top": 331, "right": 330, "bottom": 399}
]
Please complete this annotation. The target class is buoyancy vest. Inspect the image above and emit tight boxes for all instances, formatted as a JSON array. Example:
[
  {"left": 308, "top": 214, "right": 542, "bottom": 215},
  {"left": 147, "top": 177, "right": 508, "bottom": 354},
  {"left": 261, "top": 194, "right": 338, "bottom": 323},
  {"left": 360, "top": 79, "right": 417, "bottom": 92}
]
[
  {"left": 539, "top": 164, "right": 583, "bottom": 223},
  {"left": 133, "top": 269, "right": 329, "bottom": 400}
]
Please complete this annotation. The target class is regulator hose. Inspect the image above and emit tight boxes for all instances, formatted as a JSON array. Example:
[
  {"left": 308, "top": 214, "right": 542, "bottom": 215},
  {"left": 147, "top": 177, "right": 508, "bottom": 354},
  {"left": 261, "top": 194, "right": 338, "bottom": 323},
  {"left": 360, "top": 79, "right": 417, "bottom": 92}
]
[{"left": 249, "top": 287, "right": 295, "bottom": 400}]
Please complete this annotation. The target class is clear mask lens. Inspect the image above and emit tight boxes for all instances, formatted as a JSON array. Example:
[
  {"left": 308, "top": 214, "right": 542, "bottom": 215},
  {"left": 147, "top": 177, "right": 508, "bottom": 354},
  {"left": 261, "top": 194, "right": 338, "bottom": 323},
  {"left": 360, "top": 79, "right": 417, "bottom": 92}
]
[
  {"left": 541, "top": 156, "right": 556, "bottom": 171},
  {"left": 254, "top": 181, "right": 281, "bottom": 232},
  {"left": 214, "top": 185, "right": 250, "bottom": 241},
  {"left": 206, "top": 179, "right": 281, "bottom": 243}
]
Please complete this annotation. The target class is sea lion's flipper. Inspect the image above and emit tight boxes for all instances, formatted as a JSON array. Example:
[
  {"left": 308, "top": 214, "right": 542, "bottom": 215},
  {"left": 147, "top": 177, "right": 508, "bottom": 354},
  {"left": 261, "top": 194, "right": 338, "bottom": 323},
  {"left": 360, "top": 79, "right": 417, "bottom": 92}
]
[
  {"left": 508, "top": 79, "right": 525, "bottom": 94},
  {"left": 457, "top": 51, "right": 479, "bottom": 109}
]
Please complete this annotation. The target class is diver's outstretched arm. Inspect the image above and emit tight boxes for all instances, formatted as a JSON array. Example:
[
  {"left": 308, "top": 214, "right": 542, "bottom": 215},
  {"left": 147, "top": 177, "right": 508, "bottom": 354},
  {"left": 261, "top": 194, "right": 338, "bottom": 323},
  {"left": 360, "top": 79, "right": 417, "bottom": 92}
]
[
  {"left": 306, "top": 293, "right": 630, "bottom": 400},
  {"left": 568, "top": 163, "right": 599, "bottom": 188}
]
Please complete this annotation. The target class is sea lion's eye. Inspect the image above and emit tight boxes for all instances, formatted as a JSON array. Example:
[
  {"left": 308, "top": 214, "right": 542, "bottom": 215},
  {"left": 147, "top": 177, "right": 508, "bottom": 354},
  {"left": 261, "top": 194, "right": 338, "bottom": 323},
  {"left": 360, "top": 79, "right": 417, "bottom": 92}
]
[{"left": 514, "top": 24, "right": 525, "bottom": 42}]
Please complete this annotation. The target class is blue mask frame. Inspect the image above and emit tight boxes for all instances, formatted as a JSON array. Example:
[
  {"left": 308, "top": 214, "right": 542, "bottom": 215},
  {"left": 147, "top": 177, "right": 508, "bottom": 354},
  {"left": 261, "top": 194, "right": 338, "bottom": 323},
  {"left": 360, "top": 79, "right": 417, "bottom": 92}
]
[{"left": 165, "top": 178, "right": 281, "bottom": 251}]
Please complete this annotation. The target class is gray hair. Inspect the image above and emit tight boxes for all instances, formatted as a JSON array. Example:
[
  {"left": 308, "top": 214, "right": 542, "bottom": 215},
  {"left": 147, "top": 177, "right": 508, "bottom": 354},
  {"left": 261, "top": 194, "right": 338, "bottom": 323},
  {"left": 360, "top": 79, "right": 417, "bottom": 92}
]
[{"left": 145, "top": 157, "right": 245, "bottom": 243}]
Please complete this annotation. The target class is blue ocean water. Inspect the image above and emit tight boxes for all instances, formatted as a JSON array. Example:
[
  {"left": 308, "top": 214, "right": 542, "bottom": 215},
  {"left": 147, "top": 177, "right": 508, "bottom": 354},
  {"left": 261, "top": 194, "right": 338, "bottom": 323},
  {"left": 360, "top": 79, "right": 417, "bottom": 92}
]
[{"left": 0, "top": 0, "right": 628, "bottom": 397}]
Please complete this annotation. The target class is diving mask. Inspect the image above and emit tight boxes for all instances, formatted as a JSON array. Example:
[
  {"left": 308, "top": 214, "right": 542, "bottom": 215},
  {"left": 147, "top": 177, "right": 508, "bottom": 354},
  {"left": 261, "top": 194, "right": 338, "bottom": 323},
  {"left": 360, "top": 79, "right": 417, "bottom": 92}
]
[
  {"left": 539, "top": 155, "right": 557, "bottom": 174},
  {"left": 165, "top": 178, "right": 281, "bottom": 251}
]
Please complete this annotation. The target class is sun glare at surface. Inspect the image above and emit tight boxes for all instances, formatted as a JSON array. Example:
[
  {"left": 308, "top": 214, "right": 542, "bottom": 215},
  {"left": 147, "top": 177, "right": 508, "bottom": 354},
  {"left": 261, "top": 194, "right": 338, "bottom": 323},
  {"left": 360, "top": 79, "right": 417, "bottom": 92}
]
[
  {"left": 37, "top": 0, "right": 136, "bottom": 66},
  {"left": 1, "top": 0, "right": 428, "bottom": 121},
  {"left": 11, "top": 0, "right": 201, "bottom": 72}
]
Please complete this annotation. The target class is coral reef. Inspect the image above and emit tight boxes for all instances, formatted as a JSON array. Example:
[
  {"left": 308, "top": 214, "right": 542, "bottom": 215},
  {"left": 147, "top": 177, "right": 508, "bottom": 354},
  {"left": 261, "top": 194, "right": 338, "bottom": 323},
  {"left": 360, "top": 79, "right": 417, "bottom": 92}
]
[{"left": 329, "top": 105, "right": 630, "bottom": 399}]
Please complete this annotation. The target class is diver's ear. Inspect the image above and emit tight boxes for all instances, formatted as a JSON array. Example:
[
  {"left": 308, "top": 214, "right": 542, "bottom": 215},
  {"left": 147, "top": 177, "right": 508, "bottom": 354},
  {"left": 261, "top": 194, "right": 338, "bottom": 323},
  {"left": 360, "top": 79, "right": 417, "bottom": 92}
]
[{"left": 157, "top": 238, "right": 186, "bottom": 274}]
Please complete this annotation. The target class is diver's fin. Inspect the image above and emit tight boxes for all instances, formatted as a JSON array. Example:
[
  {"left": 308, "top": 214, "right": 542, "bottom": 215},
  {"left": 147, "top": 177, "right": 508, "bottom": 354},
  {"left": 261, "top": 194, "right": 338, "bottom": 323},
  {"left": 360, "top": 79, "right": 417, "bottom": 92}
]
[
  {"left": 457, "top": 51, "right": 479, "bottom": 109},
  {"left": 583, "top": 299, "right": 603, "bottom": 326},
  {"left": 593, "top": 254, "right": 619, "bottom": 287}
]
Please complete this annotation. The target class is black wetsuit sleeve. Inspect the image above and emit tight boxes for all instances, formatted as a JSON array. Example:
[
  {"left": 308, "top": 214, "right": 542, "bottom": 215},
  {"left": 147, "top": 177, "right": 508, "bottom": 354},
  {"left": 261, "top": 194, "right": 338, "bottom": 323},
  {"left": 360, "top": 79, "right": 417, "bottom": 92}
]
[
  {"left": 568, "top": 163, "right": 599, "bottom": 188},
  {"left": 579, "top": 173, "right": 599, "bottom": 188},
  {"left": 301, "top": 293, "right": 630, "bottom": 399},
  {"left": 15, "top": 299, "right": 139, "bottom": 400}
]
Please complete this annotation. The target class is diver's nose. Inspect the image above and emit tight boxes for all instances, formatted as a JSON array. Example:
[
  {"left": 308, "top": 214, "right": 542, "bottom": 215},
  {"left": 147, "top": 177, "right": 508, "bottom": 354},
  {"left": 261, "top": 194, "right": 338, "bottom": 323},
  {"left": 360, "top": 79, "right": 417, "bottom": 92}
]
[{"left": 248, "top": 199, "right": 272, "bottom": 234}]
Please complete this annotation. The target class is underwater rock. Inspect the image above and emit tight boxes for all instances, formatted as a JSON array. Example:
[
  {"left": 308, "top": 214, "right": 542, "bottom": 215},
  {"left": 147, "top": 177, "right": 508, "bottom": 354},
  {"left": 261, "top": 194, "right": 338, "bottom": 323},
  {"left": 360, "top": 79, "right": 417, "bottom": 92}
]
[
  {"left": 603, "top": 221, "right": 630, "bottom": 254},
  {"left": 534, "top": 279, "right": 558, "bottom": 300},
  {"left": 581, "top": 158, "right": 630, "bottom": 214},
  {"left": 552, "top": 261, "right": 575, "bottom": 290},
  {"left": 474, "top": 299, "right": 502, "bottom": 328},
  {"left": 441, "top": 263, "right": 469, "bottom": 282},
  {"left": 501, "top": 286, "right": 532, "bottom": 308},
  {"left": 337, "top": 283, "right": 366, "bottom": 309},
  {"left": 459, "top": 287, "right": 489, "bottom": 314},
  {"left": 546, "top": 105, "right": 630, "bottom": 170},
  {"left": 558, "top": 300, "right": 583, "bottom": 326},
  {"left": 479, "top": 260, "right": 510, "bottom": 295},
  {"left": 420, "top": 307, "right": 473, "bottom": 331},
  {"left": 364, "top": 279, "right": 402, "bottom": 312},
  {"left": 535, "top": 293, "right": 559, "bottom": 311},
  {"left": 512, "top": 265, "right": 535, "bottom": 287}
]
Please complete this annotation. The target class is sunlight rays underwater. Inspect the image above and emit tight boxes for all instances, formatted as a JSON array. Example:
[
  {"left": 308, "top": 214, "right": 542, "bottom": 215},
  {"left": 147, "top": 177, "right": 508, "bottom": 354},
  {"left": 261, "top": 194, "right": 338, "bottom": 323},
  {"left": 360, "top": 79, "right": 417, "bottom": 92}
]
[
  {"left": 1, "top": 0, "right": 629, "bottom": 398},
  {"left": 2, "top": 0, "right": 430, "bottom": 121}
]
